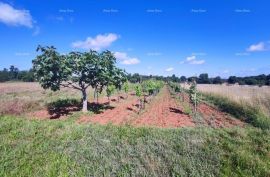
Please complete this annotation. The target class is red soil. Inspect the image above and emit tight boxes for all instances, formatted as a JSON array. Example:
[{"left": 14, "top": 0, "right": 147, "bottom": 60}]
[
  {"left": 78, "top": 95, "right": 139, "bottom": 125},
  {"left": 181, "top": 92, "right": 244, "bottom": 127},
  {"left": 131, "top": 87, "right": 195, "bottom": 128},
  {"left": 198, "top": 103, "right": 245, "bottom": 128},
  {"left": 29, "top": 86, "right": 245, "bottom": 128}
]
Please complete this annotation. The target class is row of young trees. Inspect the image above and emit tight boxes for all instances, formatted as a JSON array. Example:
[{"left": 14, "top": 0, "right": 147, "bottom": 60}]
[
  {"left": 32, "top": 46, "right": 127, "bottom": 112},
  {"left": 134, "top": 79, "right": 164, "bottom": 113},
  {"left": 168, "top": 81, "right": 200, "bottom": 114}
]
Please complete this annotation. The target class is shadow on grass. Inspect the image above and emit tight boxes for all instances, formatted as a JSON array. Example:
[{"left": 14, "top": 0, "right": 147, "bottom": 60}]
[
  {"left": 88, "top": 102, "right": 114, "bottom": 114},
  {"left": 47, "top": 98, "right": 115, "bottom": 119},
  {"left": 47, "top": 98, "right": 81, "bottom": 119}
]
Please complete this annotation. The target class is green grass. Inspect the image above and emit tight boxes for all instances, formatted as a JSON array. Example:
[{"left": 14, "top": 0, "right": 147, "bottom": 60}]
[
  {"left": 201, "top": 93, "right": 270, "bottom": 130},
  {"left": 0, "top": 116, "right": 269, "bottom": 177}
]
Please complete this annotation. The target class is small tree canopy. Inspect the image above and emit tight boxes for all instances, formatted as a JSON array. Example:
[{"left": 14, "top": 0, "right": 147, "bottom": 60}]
[{"left": 32, "top": 45, "right": 126, "bottom": 112}]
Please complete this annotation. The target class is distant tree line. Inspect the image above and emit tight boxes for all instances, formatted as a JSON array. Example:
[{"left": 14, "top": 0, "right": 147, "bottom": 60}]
[
  {"left": 1, "top": 66, "right": 270, "bottom": 86},
  {"left": 0, "top": 65, "right": 34, "bottom": 82},
  {"left": 127, "top": 73, "right": 270, "bottom": 86}
]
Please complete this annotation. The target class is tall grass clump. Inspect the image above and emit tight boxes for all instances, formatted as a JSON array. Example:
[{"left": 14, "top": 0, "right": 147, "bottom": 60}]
[{"left": 202, "top": 93, "right": 270, "bottom": 129}]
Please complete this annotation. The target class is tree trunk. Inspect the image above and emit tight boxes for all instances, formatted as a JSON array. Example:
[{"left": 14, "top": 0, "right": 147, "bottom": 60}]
[
  {"left": 82, "top": 89, "right": 88, "bottom": 112},
  {"left": 93, "top": 88, "right": 96, "bottom": 103},
  {"left": 117, "top": 91, "right": 120, "bottom": 102},
  {"left": 97, "top": 92, "right": 99, "bottom": 104}
]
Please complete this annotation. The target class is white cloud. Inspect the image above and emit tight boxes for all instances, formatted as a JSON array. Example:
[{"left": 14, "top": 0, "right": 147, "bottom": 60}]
[
  {"left": 186, "top": 55, "right": 196, "bottom": 61},
  {"left": 0, "top": 2, "right": 33, "bottom": 28},
  {"left": 235, "top": 52, "right": 250, "bottom": 56},
  {"left": 223, "top": 69, "right": 229, "bottom": 74},
  {"left": 15, "top": 52, "right": 30, "bottom": 56},
  {"left": 165, "top": 67, "right": 174, "bottom": 72},
  {"left": 32, "top": 26, "right": 40, "bottom": 36},
  {"left": 180, "top": 55, "right": 205, "bottom": 65},
  {"left": 114, "top": 52, "right": 140, "bottom": 65},
  {"left": 147, "top": 52, "right": 162, "bottom": 56},
  {"left": 72, "top": 33, "right": 119, "bottom": 50},
  {"left": 189, "top": 59, "right": 205, "bottom": 65},
  {"left": 191, "top": 52, "right": 207, "bottom": 56},
  {"left": 247, "top": 42, "right": 266, "bottom": 52}
]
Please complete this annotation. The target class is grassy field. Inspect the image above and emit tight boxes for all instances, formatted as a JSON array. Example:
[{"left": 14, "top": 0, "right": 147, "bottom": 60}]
[
  {"left": 196, "top": 84, "right": 270, "bottom": 116},
  {"left": 0, "top": 82, "right": 270, "bottom": 176},
  {"left": 1, "top": 116, "right": 269, "bottom": 177}
]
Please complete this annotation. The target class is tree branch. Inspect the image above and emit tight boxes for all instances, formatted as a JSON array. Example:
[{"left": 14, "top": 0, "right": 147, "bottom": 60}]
[{"left": 60, "top": 82, "right": 82, "bottom": 91}]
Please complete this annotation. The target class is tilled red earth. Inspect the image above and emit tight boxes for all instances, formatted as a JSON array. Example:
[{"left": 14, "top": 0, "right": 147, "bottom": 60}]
[
  {"left": 198, "top": 103, "right": 245, "bottom": 128},
  {"left": 131, "top": 88, "right": 195, "bottom": 127},
  {"left": 77, "top": 87, "right": 196, "bottom": 127},
  {"left": 29, "top": 86, "right": 245, "bottom": 128},
  {"left": 78, "top": 96, "right": 138, "bottom": 125}
]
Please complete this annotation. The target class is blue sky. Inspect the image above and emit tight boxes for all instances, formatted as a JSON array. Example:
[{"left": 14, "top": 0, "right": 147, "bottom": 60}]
[{"left": 0, "top": 0, "right": 269, "bottom": 78}]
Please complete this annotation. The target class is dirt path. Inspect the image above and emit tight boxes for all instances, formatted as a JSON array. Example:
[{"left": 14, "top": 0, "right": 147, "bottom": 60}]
[{"left": 131, "top": 87, "right": 195, "bottom": 128}]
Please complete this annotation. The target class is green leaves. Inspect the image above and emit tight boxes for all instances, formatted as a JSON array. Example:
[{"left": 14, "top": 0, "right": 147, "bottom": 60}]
[
  {"left": 32, "top": 45, "right": 127, "bottom": 111},
  {"left": 141, "top": 80, "right": 163, "bottom": 96},
  {"left": 32, "top": 46, "right": 67, "bottom": 91},
  {"left": 32, "top": 46, "right": 126, "bottom": 92},
  {"left": 168, "top": 82, "right": 183, "bottom": 93},
  {"left": 123, "top": 82, "right": 129, "bottom": 93},
  {"left": 189, "top": 81, "right": 200, "bottom": 112},
  {"left": 106, "top": 85, "right": 115, "bottom": 98},
  {"left": 135, "top": 85, "right": 142, "bottom": 97}
]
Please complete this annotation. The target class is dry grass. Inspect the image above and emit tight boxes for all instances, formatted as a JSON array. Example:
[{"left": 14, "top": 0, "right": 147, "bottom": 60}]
[
  {"left": 195, "top": 84, "right": 270, "bottom": 116},
  {"left": 0, "top": 82, "right": 118, "bottom": 116},
  {"left": 0, "top": 82, "right": 88, "bottom": 115}
]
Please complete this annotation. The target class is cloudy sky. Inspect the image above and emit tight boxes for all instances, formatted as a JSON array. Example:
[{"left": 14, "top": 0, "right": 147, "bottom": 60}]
[{"left": 0, "top": 0, "right": 269, "bottom": 78}]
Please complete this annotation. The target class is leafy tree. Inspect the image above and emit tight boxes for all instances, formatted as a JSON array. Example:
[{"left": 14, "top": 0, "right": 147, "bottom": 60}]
[
  {"left": 32, "top": 45, "right": 120, "bottom": 112},
  {"left": 129, "top": 73, "right": 141, "bottom": 83},
  {"left": 213, "top": 76, "right": 222, "bottom": 84},
  {"left": 123, "top": 82, "right": 129, "bottom": 99},
  {"left": 135, "top": 84, "right": 143, "bottom": 112},
  {"left": 189, "top": 81, "right": 200, "bottom": 113},
  {"left": 245, "top": 78, "right": 258, "bottom": 85},
  {"left": 106, "top": 85, "right": 115, "bottom": 105},
  {"left": 228, "top": 76, "right": 237, "bottom": 84},
  {"left": 198, "top": 73, "right": 210, "bottom": 84},
  {"left": 91, "top": 50, "right": 120, "bottom": 103},
  {"left": 180, "top": 76, "right": 187, "bottom": 82},
  {"left": 171, "top": 74, "right": 179, "bottom": 82},
  {"left": 188, "top": 76, "right": 198, "bottom": 83},
  {"left": 113, "top": 68, "right": 127, "bottom": 102},
  {"left": 0, "top": 68, "right": 9, "bottom": 82}
]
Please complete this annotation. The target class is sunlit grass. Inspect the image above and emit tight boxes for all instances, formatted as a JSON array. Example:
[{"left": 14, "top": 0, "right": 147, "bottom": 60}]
[{"left": 0, "top": 116, "right": 269, "bottom": 176}]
